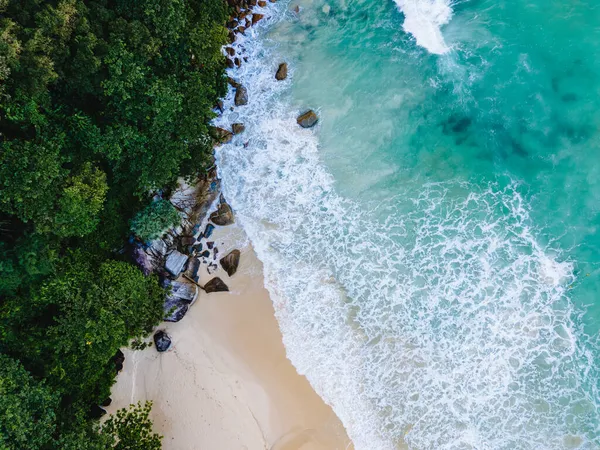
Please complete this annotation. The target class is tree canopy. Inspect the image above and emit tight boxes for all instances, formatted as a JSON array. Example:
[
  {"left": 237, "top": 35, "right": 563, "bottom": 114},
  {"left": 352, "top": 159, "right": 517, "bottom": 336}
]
[{"left": 0, "top": 0, "right": 228, "bottom": 447}]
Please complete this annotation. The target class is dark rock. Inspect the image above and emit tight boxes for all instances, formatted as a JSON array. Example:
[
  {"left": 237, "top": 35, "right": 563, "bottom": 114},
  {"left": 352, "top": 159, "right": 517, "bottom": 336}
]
[
  {"left": 153, "top": 330, "right": 172, "bottom": 352},
  {"left": 193, "top": 243, "right": 203, "bottom": 253},
  {"left": 297, "top": 110, "right": 318, "bottom": 128},
  {"left": 228, "top": 31, "right": 236, "bottom": 43},
  {"left": 226, "top": 58, "right": 235, "bottom": 68},
  {"left": 234, "top": 57, "right": 241, "bottom": 67},
  {"left": 249, "top": 0, "right": 257, "bottom": 6},
  {"left": 200, "top": 250, "right": 210, "bottom": 258},
  {"left": 275, "top": 62, "right": 288, "bottom": 80},
  {"left": 216, "top": 99, "right": 224, "bottom": 112},
  {"left": 90, "top": 404, "right": 107, "bottom": 419},
  {"left": 101, "top": 397, "right": 112, "bottom": 407},
  {"left": 227, "top": 20, "right": 237, "bottom": 29},
  {"left": 227, "top": 77, "right": 241, "bottom": 88},
  {"left": 210, "top": 201, "right": 234, "bottom": 226},
  {"left": 112, "top": 349, "right": 125, "bottom": 373},
  {"left": 236, "top": 26, "right": 246, "bottom": 34},
  {"left": 226, "top": 46, "right": 235, "bottom": 56},
  {"left": 234, "top": 85, "right": 248, "bottom": 106},
  {"left": 177, "top": 235, "right": 196, "bottom": 254},
  {"left": 220, "top": 249, "right": 241, "bottom": 277},
  {"left": 293, "top": 5, "right": 300, "bottom": 13},
  {"left": 188, "top": 258, "right": 201, "bottom": 279},
  {"left": 252, "top": 13, "right": 264, "bottom": 25},
  {"left": 232, "top": 123, "right": 246, "bottom": 134},
  {"left": 207, "top": 241, "right": 214, "bottom": 250},
  {"left": 204, "top": 277, "right": 229, "bottom": 293},
  {"left": 245, "top": 19, "right": 251, "bottom": 28},
  {"left": 212, "top": 127, "right": 234, "bottom": 144},
  {"left": 269, "top": 0, "right": 276, "bottom": 2},
  {"left": 258, "top": 0, "right": 267, "bottom": 5},
  {"left": 204, "top": 223, "right": 215, "bottom": 239},
  {"left": 239, "top": 10, "right": 250, "bottom": 20}
]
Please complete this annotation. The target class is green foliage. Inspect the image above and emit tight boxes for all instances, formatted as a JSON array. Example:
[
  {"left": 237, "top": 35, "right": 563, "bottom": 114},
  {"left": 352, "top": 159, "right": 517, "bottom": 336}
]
[
  {"left": 53, "top": 163, "right": 108, "bottom": 237},
  {"left": 0, "top": 355, "right": 59, "bottom": 450},
  {"left": 103, "top": 402, "right": 162, "bottom": 450},
  {"left": 0, "top": 0, "right": 228, "bottom": 445},
  {"left": 130, "top": 199, "right": 180, "bottom": 242}
]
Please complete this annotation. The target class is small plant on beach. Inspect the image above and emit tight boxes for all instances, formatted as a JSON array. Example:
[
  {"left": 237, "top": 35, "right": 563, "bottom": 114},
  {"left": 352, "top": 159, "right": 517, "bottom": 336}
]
[{"left": 103, "top": 402, "right": 162, "bottom": 450}]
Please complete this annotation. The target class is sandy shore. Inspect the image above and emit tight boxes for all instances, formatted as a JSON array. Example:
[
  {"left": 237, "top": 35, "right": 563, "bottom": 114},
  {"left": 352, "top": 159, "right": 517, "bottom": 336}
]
[{"left": 107, "top": 225, "right": 352, "bottom": 450}]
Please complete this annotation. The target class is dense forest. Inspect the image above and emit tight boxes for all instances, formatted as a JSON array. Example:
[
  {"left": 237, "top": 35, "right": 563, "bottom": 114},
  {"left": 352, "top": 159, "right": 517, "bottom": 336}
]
[{"left": 0, "top": 0, "right": 228, "bottom": 447}]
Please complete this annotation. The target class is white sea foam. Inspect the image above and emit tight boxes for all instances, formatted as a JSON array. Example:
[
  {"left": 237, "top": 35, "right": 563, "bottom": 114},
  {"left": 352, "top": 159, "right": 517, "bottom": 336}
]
[
  {"left": 393, "top": 0, "right": 453, "bottom": 54},
  {"left": 214, "top": 5, "right": 600, "bottom": 449}
]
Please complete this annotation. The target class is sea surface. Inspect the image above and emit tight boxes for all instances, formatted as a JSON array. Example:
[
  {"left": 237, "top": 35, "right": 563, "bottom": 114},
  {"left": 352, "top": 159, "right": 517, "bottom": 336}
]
[{"left": 215, "top": 0, "right": 600, "bottom": 448}]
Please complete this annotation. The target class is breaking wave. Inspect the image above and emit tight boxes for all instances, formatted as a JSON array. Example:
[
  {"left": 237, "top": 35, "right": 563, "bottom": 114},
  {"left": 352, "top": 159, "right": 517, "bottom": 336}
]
[{"left": 214, "top": 4, "right": 600, "bottom": 449}]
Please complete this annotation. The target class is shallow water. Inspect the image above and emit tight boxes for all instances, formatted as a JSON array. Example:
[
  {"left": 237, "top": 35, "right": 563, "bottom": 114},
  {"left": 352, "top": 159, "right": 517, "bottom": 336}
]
[{"left": 215, "top": 1, "right": 600, "bottom": 448}]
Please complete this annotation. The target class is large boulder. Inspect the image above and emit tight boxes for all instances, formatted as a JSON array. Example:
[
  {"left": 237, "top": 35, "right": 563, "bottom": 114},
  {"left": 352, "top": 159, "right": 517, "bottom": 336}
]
[
  {"left": 154, "top": 330, "right": 172, "bottom": 352},
  {"left": 164, "top": 301, "right": 189, "bottom": 322},
  {"left": 165, "top": 250, "right": 188, "bottom": 277},
  {"left": 297, "top": 110, "right": 318, "bottom": 128},
  {"left": 210, "top": 201, "right": 234, "bottom": 226},
  {"left": 220, "top": 249, "right": 241, "bottom": 277},
  {"left": 112, "top": 349, "right": 125, "bottom": 373},
  {"left": 211, "top": 127, "right": 233, "bottom": 144},
  {"left": 204, "top": 277, "right": 229, "bottom": 293},
  {"left": 275, "top": 62, "right": 288, "bottom": 80},
  {"left": 234, "top": 85, "right": 248, "bottom": 106}
]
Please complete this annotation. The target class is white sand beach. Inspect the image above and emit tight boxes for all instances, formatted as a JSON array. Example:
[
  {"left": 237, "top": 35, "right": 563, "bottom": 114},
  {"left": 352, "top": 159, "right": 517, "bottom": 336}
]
[{"left": 107, "top": 225, "right": 352, "bottom": 450}]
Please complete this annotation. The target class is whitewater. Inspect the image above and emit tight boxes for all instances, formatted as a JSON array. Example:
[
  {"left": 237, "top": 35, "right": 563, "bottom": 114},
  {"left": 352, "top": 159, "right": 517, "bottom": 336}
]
[{"left": 215, "top": 0, "right": 600, "bottom": 448}]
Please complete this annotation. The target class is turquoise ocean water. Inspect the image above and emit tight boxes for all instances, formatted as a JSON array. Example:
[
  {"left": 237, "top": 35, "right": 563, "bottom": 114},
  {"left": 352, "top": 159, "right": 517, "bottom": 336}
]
[{"left": 215, "top": 1, "right": 600, "bottom": 448}]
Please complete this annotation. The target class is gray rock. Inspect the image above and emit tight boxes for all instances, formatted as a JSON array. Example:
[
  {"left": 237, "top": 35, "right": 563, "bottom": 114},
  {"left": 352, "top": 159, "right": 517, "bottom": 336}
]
[
  {"left": 232, "top": 123, "right": 245, "bottom": 134},
  {"left": 204, "top": 277, "right": 229, "bottom": 293},
  {"left": 220, "top": 249, "right": 241, "bottom": 277},
  {"left": 164, "top": 301, "right": 189, "bottom": 322},
  {"left": 188, "top": 258, "right": 201, "bottom": 279},
  {"left": 297, "top": 110, "right": 318, "bottom": 128},
  {"left": 154, "top": 330, "right": 172, "bottom": 352},
  {"left": 275, "top": 63, "right": 288, "bottom": 80},
  {"left": 165, "top": 251, "right": 188, "bottom": 277},
  {"left": 234, "top": 85, "right": 248, "bottom": 106},
  {"left": 210, "top": 201, "right": 234, "bottom": 226}
]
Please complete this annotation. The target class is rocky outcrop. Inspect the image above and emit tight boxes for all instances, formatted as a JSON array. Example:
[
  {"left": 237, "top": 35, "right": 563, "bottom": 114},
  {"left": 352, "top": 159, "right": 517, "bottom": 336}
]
[
  {"left": 297, "top": 110, "right": 318, "bottom": 128},
  {"left": 234, "top": 85, "right": 248, "bottom": 106},
  {"left": 204, "top": 277, "right": 229, "bottom": 293},
  {"left": 154, "top": 330, "right": 172, "bottom": 352},
  {"left": 220, "top": 249, "right": 241, "bottom": 277},
  {"left": 275, "top": 62, "right": 288, "bottom": 80},
  {"left": 232, "top": 123, "right": 245, "bottom": 134},
  {"left": 164, "top": 280, "right": 198, "bottom": 322},
  {"left": 112, "top": 349, "right": 125, "bottom": 373},
  {"left": 210, "top": 199, "right": 234, "bottom": 226}
]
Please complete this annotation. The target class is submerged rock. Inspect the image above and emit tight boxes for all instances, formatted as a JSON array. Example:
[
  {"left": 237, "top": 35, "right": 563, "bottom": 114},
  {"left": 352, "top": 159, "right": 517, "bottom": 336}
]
[
  {"left": 220, "top": 249, "right": 241, "bottom": 277},
  {"left": 210, "top": 201, "right": 234, "bottom": 226},
  {"left": 234, "top": 85, "right": 248, "bottom": 106},
  {"left": 232, "top": 123, "right": 245, "bottom": 134},
  {"left": 204, "top": 277, "right": 229, "bottom": 293},
  {"left": 275, "top": 62, "right": 288, "bottom": 80},
  {"left": 153, "top": 330, "right": 172, "bottom": 352},
  {"left": 297, "top": 110, "right": 318, "bottom": 128},
  {"left": 165, "top": 250, "right": 188, "bottom": 277}
]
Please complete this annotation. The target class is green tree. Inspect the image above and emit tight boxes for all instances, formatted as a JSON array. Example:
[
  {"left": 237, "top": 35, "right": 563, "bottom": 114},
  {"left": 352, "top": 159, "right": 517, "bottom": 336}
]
[
  {"left": 53, "top": 163, "right": 108, "bottom": 237},
  {"left": 102, "top": 402, "right": 162, "bottom": 450},
  {"left": 130, "top": 199, "right": 180, "bottom": 242},
  {"left": 0, "top": 354, "right": 59, "bottom": 450}
]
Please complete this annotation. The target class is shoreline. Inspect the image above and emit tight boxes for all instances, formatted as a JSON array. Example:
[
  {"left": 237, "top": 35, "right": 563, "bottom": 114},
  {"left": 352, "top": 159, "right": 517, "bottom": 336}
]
[{"left": 108, "top": 225, "right": 352, "bottom": 449}]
